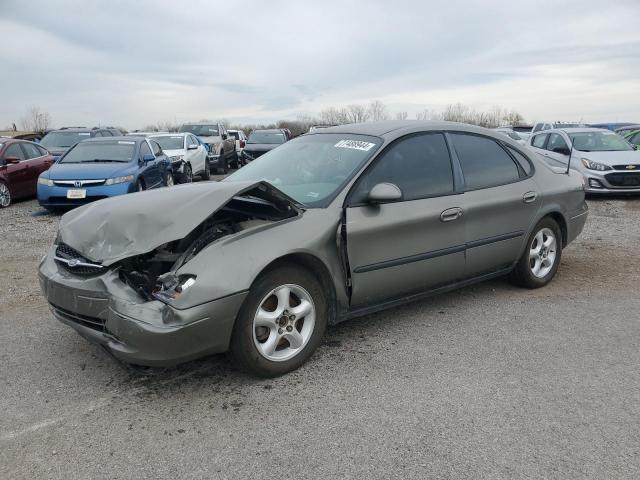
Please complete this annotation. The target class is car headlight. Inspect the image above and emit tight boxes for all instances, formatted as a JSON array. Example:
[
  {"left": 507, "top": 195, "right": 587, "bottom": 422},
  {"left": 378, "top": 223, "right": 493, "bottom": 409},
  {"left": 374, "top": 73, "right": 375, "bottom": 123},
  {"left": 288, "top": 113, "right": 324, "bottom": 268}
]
[
  {"left": 38, "top": 177, "right": 54, "bottom": 186},
  {"left": 105, "top": 175, "right": 134, "bottom": 185},
  {"left": 581, "top": 158, "right": 611, "bottom": 171},
  {"left": 152, "top": 274, "right": 196, "bottom": 303},
  {"left": 170, "top": 155, "right": 184, "bottom": 162}
]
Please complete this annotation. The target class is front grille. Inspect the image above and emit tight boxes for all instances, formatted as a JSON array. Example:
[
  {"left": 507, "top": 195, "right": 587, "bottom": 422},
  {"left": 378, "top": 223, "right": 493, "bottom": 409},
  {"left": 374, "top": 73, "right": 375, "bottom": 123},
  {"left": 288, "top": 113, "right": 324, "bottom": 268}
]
[
  {"left": 53, "top": 179, "right": 106, "bottom": 187},
  {"left": 244, "top": 151, "right": 265, "bottom": 161},
  {"left": 50, "top": 303, "right": 106, "bottom": 332},
  {"left": 605, "top": 172, "right": 640, "bottom": 187},
  {"left": 55, "top": 243, "right": 104, "bottom": 275},
  {"left": 612, "top": 164, "right": 640, "bottom": 171}
]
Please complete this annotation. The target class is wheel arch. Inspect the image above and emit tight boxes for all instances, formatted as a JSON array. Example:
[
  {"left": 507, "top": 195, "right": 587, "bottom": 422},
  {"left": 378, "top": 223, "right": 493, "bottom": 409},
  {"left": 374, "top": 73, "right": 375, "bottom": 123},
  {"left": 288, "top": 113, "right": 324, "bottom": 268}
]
[
  {"left": 545, "top": 211, "right": 568, "bottom": 247},
  {"left": 254, "top": 252, "right": 338, "bottom": 326}
]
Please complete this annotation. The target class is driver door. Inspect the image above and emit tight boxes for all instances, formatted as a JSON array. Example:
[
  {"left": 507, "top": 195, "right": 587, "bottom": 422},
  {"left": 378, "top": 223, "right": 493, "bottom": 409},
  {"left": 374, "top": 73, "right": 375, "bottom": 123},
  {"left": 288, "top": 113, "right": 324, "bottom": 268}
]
[{"left": 345, "top": 133, "right": 466, "bottom": 307}]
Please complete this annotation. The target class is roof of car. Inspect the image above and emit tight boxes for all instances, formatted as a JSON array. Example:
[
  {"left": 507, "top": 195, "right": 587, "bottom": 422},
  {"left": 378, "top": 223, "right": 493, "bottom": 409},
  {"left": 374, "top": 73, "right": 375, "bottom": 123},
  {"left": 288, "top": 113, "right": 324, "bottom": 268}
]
[
  {"left": 545, "top": 127, "right": 611, "bottom": 134},
  {"left": 251, "top": 129, "right": 287, "bottom": 134},
  {"left": 311, "top": 120, "right": 508, "bottom": 139},
  {"left": 83, "top": 136, "right": 144, "bottom": 143},
  {"left": 146, "top": 132, "right": 187, "bottom": 137},
  {"left": 181, "top": 122, "right": 219, "bottom": 126}
]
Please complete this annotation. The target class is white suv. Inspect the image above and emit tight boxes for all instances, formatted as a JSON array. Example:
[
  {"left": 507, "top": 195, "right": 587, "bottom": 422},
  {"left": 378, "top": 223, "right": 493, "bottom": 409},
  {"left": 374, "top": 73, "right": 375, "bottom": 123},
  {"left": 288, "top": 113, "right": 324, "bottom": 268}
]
[
  {"left": 531, "top": 121, "right": 587, "bottom": 134},
  {"left": 148, "top": 133, "right": 209, "bottom": 183}
]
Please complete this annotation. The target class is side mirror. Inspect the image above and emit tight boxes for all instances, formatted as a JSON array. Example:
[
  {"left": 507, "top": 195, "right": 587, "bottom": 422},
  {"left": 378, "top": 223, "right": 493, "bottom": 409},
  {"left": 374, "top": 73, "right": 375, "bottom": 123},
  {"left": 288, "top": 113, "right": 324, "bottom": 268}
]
[
  {"left": 367, "top": 182, "right": 402, "bottom": 204},
  {"left": 142, "top": 154, "right": 155, "bottom": 163},
  {"left": 187, "top": 144, "right": 198, "bottom": 150},
  {"left": 552, "top": 146, "right": 570, "bottom": 155},
  {"left": 221, "top": 133, "right": 228, "bottom": 140},
  {"left": 5, "top": 156, "right": 20, "bottom": 164}
]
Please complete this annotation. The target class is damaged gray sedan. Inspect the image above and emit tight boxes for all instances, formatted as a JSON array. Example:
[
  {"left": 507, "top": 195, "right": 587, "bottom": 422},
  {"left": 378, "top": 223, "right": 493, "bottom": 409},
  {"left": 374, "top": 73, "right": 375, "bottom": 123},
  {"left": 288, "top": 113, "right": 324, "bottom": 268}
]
[{"left": 39, "top": 121, "right": 588, "bottom": 377}]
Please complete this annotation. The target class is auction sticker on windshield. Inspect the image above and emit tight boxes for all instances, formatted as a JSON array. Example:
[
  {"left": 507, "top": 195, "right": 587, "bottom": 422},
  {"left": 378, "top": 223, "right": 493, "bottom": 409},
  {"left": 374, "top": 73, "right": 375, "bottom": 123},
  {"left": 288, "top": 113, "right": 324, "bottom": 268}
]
[{"left": 334, "top": 140, "right": 376, "bottom": 151}]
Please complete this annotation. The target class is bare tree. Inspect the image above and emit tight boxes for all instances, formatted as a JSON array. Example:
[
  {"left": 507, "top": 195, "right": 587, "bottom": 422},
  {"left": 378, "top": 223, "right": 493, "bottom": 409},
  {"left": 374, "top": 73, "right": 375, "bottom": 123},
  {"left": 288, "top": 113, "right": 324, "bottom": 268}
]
[
  {"left": 21, "top": 106, "right": 52, "bottom": 132},
  {"left": 416, "top": 109, "right": 438, "bottom": 121},
  {"left": 503, "top": 110, "right": 524, "bottom": 126},
  {"left": 345, "top": 104, "right": 370, "bottom": 123},
  {"left": 368, "top": 100, "right": 389, "bottom": 121},
  {"left": 395, "top": 111, "right": 408, "bottom": 120}
]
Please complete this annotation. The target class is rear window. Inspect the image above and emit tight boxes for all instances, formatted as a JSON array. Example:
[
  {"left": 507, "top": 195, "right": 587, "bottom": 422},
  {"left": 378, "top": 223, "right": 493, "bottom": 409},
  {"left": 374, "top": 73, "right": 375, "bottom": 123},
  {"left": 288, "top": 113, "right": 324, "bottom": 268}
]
[
  {"left": 59, "top": 141, "right": 135, "bottom": 163},
  {"left": 450, "top": 133, "right": 521, "bottom": 190},
  {"left": 41, "top": 131, "right": 91, "bottom": 149},
  {"left": 228, "top": 132, "right": 240, "bottom": 140}
]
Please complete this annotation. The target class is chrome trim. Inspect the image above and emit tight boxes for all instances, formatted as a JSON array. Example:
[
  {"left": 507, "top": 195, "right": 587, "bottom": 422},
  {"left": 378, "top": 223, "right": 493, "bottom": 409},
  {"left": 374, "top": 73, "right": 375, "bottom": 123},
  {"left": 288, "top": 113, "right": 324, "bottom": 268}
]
[
  {"left": 53, "top": 179, "right": 106, "bottom": 186},
  {"left": 54, "top": 256, "right": 104, "bottom": 269}
]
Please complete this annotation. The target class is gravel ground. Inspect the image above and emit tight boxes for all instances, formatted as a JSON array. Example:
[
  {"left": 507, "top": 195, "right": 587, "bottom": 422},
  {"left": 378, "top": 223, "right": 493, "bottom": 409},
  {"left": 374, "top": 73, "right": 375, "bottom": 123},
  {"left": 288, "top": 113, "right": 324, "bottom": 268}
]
[{"left": 1, "top": 190, "right": 639, "bottom": 479}]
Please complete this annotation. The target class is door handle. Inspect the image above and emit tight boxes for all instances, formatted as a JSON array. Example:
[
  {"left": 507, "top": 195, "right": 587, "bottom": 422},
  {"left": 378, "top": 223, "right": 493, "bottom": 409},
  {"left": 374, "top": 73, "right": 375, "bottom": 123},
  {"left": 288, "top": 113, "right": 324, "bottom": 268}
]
[
  {"left": 523, "top": 191, "right": 538, "bottom": 203},
  {"left": 440, "top": 207, "right": 463, "bottom": 222}
]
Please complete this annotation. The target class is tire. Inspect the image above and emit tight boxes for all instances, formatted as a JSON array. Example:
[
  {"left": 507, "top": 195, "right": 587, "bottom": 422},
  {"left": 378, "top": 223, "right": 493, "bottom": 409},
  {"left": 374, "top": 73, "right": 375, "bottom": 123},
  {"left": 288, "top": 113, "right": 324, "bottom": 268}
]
[
  {"left": 181, "top": 164, "right": 193, "bottom": 183},
  {"left": 136, "top": 179, "right": 145, "bottom": 192},
  {"left": 218, "top": 152, "right": 229, "bottom": 174},
  {"left": 164, "top": 171, "right": 175, "bottom": 187},
  {"left": 230, "top": 152, "right": 239, "bottom": 170},
  {"left": 509, "top": 217, "right": 562, "bottom": 289},
  {"left": 0, "top": 181, "right": 11, "bottom": 208},
  {"left": 230, "top": 264, "right": 328, "bottom": 377},
  {"left": 201, "top": 159, "right": 211, "bottom": 180}
]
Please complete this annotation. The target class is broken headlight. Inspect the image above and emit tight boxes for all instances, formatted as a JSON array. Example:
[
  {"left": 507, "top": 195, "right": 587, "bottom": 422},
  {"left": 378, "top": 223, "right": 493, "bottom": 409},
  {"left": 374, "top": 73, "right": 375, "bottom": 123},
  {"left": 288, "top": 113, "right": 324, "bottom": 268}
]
[{"left": 152, "top": 274, "right": 196, "bottom": 303}]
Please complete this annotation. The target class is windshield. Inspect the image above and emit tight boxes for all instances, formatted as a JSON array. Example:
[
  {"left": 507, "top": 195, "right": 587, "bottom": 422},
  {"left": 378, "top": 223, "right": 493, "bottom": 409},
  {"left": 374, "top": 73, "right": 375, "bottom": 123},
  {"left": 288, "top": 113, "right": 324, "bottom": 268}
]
[
  {"left": 569, "top": 131, "right": 633, "bottom": 152},
  {"left": 225, "top": 134, "right": 382, "bottom": 207},
  {"left": 179, "top": 124, "right": 219, "bottom": 136},
  {"left": 40, "top": 131, "right": 91, "bottom": 149},
  {"left": 150, "top": 136, "right": 184, "bottom": 150},
  {"left": 247, "top": 132, "right": 286, "bottom": 144},
  {"left": 59, "top": 141, "right": 136, "bottom": 163}
]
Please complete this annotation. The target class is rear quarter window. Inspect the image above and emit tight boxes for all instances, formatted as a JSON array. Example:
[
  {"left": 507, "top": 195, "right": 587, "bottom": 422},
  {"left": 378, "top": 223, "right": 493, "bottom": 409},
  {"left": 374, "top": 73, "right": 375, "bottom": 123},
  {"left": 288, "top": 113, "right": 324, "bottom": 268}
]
[{"left": 450, "top": 133, "right": 521, "bottom": 190}]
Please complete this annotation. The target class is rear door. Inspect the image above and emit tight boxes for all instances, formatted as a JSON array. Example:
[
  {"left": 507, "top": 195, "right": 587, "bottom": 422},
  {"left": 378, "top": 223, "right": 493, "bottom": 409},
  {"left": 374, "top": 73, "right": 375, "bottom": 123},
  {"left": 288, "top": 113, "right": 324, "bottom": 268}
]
[
  {"left": 345, "top": 132, "right": 466, "bottom": 307},
  {"left": 448, "top": 133, "right": 540, "bottom": 278},
  {"left": 139, "top": 141, "right": 161, "bottom": 188},
  {"left": 20, "top": 142, "right": 50, "bottom": 195}
]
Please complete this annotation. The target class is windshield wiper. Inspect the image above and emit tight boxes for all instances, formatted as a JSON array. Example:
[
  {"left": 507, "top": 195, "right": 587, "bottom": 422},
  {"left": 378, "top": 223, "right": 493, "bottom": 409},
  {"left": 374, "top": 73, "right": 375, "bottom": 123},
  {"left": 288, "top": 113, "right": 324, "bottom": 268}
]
[{"left": 86, "top": 159, "right": 127, "bottom": 162}]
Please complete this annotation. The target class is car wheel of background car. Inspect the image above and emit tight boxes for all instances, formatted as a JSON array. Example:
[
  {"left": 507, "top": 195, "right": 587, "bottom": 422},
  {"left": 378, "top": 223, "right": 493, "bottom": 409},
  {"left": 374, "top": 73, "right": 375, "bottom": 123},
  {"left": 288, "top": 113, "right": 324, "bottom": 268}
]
[
  {"left": 230, "top": 264, "right": 328, "bottom": 377},
  {"left": 231, "top": 153, "right": 239, "bottom": 170},
  {"left": 509, "top": 217, "right": 562, "bottom": 289},
  {"left": 0, "top": 181, "right": 11, "bottom": 208},
  {"left": 182, "top": 164, "right": 193, "bottom": 183},
  {"left": 136, "top": 179, "right": 145, "bottom": 192},
  {"left": 201, "top": 160, "right": 211, "bottom": 180},
  {"left": 164, "top": 171, "right": 174, "bottom": 187},
  {"left": 218, "top": 152, "right": 229, "bottom": 174}
]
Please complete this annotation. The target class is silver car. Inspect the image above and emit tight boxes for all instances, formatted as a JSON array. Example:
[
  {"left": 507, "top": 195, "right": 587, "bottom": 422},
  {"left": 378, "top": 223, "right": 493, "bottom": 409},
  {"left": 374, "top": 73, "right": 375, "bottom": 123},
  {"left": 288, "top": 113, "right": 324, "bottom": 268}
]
[
  {"left": 39, "top": 121, "right": 588, "bottom": 377},
  {"left": 529, "top": 127, "right": 640, "bottom": 194}
]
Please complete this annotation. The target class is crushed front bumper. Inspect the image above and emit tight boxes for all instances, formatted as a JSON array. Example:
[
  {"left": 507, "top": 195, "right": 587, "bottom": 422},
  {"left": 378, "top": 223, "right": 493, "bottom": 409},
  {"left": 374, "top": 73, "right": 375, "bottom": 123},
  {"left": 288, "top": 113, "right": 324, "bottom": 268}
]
[{"left": 38, "top": 250, "right": 247, "bottom": 367}]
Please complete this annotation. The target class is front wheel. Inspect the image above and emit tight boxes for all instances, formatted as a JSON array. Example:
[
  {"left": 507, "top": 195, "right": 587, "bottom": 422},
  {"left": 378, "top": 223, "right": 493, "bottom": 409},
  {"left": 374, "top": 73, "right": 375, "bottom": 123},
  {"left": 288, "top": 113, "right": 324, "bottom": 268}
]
[
  {"left": 0, "top": 181, "right": 11, "bottom": 208},
  {"left": 230, "top": 265, "right": 328, "bottom": 377},
  {"left": 509, "top": 217, "right": 562, "bottom": 288},
  {"left": 181, "top": 164, "right": 193, "bottom": 183},
  {"left": 136, "top": 179, "right": 145, "bottom": 192},
  {"left": 201, "top": 159, "right": 211, "bottom": 180},
  {"left": 164, "top": 171, "right": 174, "bottom": 187}
]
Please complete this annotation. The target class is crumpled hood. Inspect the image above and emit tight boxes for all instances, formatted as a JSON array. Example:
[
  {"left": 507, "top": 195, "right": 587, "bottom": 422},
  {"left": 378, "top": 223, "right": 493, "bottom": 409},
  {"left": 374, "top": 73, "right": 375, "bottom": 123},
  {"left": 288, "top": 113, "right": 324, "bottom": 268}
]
[
  {"left": 163, "top": 148, "right": 186, "bottom": 158},
  {"left": 58, "top": 180, "right": 296, "bottom": 265}
]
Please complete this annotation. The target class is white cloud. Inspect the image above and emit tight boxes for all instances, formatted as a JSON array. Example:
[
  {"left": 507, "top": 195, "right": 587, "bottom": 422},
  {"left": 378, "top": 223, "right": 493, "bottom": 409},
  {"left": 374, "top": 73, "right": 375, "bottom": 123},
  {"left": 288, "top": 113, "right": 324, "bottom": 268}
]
[{"left": 1, "top": 0, "right": 639, "bottom": 129}]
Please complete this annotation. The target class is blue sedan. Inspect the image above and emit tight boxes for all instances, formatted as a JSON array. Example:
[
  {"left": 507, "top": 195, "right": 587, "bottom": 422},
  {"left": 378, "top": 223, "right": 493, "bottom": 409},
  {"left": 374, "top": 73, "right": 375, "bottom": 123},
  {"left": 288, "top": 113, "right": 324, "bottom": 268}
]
[{"left": 37, "top": 136, "right": 173, "bottom": 211}]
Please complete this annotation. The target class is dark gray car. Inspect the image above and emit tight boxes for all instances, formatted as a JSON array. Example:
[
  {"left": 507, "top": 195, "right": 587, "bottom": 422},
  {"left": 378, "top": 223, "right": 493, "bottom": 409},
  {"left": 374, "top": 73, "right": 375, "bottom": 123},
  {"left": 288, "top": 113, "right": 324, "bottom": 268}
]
[{"left": 38, "top": 121, "right": 588, "bottom": 377}]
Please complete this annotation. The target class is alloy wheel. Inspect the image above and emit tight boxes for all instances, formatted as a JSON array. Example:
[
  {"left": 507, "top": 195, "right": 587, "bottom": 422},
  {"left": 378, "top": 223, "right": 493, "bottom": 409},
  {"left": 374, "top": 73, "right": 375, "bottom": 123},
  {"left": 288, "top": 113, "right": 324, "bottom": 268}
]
[
  {"left": 166, "top": 174, "right": 174, "bottom": 187},
  {"left": 529, "top": 227, "right": 557, "bottom": 278},
  {"left": 253, "top": 284, "right": 316, "bottom": 362},
  {"left": 0, "top": 182, "right": 10, "bottom": 207}
]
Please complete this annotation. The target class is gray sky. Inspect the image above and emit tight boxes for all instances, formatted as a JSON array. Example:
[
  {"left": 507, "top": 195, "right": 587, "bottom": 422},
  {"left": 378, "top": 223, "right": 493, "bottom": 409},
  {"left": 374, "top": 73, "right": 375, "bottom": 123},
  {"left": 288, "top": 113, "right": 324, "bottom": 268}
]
[{"left": 2, "top": 0, "right": 639, "bottom": 129}]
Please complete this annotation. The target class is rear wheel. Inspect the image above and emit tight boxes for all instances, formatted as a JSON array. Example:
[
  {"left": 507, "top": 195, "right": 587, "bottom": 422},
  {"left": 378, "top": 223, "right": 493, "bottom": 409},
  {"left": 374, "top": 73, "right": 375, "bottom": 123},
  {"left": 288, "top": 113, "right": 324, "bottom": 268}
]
[
  {"left": 218, "top": 151, "right": 229, "bottom": 174},
  {"left": 509, "top": 217, "right": 562, "bottom": 288},
  {"left": 164, "top": 171, "right": 174, "bottom": 187},
  {"left": 0, "top": 181, "right": 11, "bottom": 208},
  {"left": 230, "top": 265, "right": 327, "bottom": 377}
]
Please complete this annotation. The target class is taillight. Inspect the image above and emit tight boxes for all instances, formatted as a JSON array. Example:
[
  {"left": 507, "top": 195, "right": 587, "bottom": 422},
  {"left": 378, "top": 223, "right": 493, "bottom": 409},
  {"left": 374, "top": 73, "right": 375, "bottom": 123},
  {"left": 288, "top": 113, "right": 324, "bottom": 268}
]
[{"left": 240, "top": 140, "right": 246, "bottom": 148}]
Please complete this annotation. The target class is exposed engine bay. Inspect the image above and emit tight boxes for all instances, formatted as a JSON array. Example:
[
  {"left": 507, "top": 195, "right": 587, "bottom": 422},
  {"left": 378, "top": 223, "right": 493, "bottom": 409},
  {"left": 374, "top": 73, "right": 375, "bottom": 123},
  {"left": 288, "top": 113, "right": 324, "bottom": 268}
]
[{"left": 117, "top": 188, "right": 299, "bottom": 302}]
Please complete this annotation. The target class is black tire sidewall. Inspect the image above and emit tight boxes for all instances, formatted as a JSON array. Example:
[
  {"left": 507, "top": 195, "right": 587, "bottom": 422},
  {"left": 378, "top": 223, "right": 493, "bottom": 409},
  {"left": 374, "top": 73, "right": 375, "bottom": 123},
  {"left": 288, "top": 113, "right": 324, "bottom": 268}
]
[
  {"left": 513, "top": 217, "right": 563, "bottom": 288},
  {"left": 136, "top": 179, "right": 144, "bottom": 191},
  {"left": 230, "top": 265, "right": 328, "bottom": 377}
]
